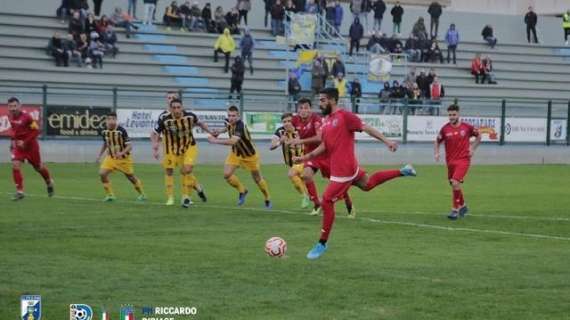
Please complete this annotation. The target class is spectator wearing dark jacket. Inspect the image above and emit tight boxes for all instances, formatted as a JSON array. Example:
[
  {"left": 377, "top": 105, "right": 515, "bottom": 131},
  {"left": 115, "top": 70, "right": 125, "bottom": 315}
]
[
  {"left": 390, "top": 1, "right": 403, "bottom": 34},
  {"left": 68, "top": 11, "right": 84, "bottom": 36},
  {"left": 349, "top": 18, "right": 364, "bottom": 56},
  {"left": 294, "top": 0, "right": 306, "bottom": 12},
  {"left": 426, "top": 41, "right": 443, "bottom": 63},
  {"left": 226, "top": 8, "right": 240, "bottom": 34},
  {"left": 412, "top": 17, "right": 428, "bottom": 41},
  {"left": 524, "top": 6, "right": 538, "bottom": 43},
  {"left": 271, "top": 0, "right": 285, "bottom": 36},
  {"left": 230, "top": 56, "right": 245, "bottom": 99},
  {"left": 325, "top": 2, "right": 336, "bottom": 34},
  {"left": 164, "top": 1, "right": 182, "bottom": 29},
  {"left": 367, "top": 31, "right": 385, "bottom": 53},
  {"left": 49, "top": 32, "right": 69, "bottom": 67},
  {"left": 93, "top": 0, "right": 103, "bottom": 16},
  {"left": 427, "top": 1, "right": 442, "bottom": 39},
  {"left": 311, "top": 59, "right": 326, "bottom": 94},
  {"left": 372, "top": 0, "right": 386, "bottom": 32},
  {"left": 331, "top": 56, "right": 345, "bottom": 78},
  {"left": 404, "top": 34, "right": 421, "bottom": 62},
  {"left": 263, "top": 0, "right": 275, "bottom": 27},
  {"left": 350, "top": 78, "right": 362, "bottom": 112},
  {"left": 482, "top": 25, "right": 497, "bottom": 48},
  {"left": 386, "top": 34, "right": 402, "bottom": 53},
  {"left": 288, "top": 73, "right": 302, "bottom": 102},
  {"left": 416, "top": 70, "right": 430, "bottom": 98},
  {"left": 202, "top": 3, "right": 213, "bottom": 32},
  {"left": 445, "top": 23, "right": 459, "bottom": 64},
  {"left": 240, "top": 28, "right": 255, "bottom": 74},
  {"left": 64, "top": 33, "right": 83, "bottom": 66},
  {"left": 333, "top": 1, "right": 343, "bottom": 33}
]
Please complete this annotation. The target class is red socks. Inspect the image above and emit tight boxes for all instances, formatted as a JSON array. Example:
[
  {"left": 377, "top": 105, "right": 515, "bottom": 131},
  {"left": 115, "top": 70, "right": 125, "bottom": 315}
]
[
  {"left": 38, "top": 167, "right": 52, "bottom": 185},
  {"left": 12, "top": 168, "right": 23, "bottom": 192},
  {"left": 305, "top": 180, "right": 321, "bottom": 207},
  {"left": 453, "top": 189, "right": 464, "bottom": 209},
  {"left": 364, "top": 169, "right": 401, "bottom": 191},
  {"left": 319, "top": 199, "right": 335, "bottom": 242}
]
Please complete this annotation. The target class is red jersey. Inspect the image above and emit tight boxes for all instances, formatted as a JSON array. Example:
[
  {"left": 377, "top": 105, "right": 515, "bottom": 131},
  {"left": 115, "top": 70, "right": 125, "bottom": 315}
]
[
  {"left": 292, "top": 113, "right": 322, "bottom": 153},
  {"left": 321, "top": 109, "right": 365, "bottom": 181},
  {"left": 9, "top": 111, "right": 39, "bottom": 145},
  {"left": 437, "top": 121, "right": 479, "bottom": 163}
]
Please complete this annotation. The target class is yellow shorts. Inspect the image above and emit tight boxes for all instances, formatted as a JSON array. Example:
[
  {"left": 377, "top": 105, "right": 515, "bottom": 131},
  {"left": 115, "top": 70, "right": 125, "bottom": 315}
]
[
  {"left": 100, "top": 155, "right": 134, "bottom": 175},
  {"left": 162, "top": 145, "right": 199, "bottom": 169},
  {"left": 225, "top": 152, "right": 260, "bottom": 172},
  {"left": 290, "top": 163, "right": 304, "bottom": 175}
]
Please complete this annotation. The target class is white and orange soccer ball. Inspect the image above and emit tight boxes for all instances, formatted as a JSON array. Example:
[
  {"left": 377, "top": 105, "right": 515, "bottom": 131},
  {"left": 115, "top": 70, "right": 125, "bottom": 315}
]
[{"left": 265, "top": 237, "right": 287, "bottom": 257}]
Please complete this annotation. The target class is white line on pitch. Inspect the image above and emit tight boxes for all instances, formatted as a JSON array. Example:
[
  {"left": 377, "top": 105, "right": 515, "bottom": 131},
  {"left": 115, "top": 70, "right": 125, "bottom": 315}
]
[{"left": 4, "top": 192, "right": 570, "bottom": 242}]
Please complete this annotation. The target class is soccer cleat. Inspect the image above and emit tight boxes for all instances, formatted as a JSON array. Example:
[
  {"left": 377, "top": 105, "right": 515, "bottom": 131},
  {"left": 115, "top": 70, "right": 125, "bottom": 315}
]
[
  {"left": 447, "top": 210, "right": 459, "bottom": 220},
  {"left": 103, "top": 195, "right": 116, "bottom": 202},
  {"left": 11, "top": 192, "right": 25, "bottom": 201},
  {"left": 264, "top": 200, "right": 272, "bottom": 209},
  {"left": 400, "top": 164, "right": 417, "bottom": 177},
  {"left": 301, "top": 194, "right": 311, "bottom": 209},
  {"left": 165, "top": 196, "right": 175, "bottom": 206},
  {"left": 307, "top": 242, "right": 327, "bottom": 260},
  {"left": 310, "top": 205, "right": 322, "bottom": 216},
  {"left": 197, "top": 189, "right": 208, "bottom": 202},
  {"left": 347, "top": 204, "right": 357, "bottom": 219},
  {"left": 136, "top": 194, "right": 147, "bottom": 202},
  {"left": 182, "top": 197, "right": 193, "bottom": 208},
  {"left": 238, "top": 189, "right": 249, "bottom": 206},
  {"left": 459, "top": 205, "right": 469, "bottom": 218},
  {"left": 47, "top": 181, "right": 55, "bottom": 197}
]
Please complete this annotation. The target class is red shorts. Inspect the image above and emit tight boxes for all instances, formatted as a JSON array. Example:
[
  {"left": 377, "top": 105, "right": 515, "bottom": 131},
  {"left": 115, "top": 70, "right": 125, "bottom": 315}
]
[
  {"left": 323, "top": 167, "right": 366, "bottom": 202},
  {"left": 11, "top": 140, "right": 42, "bottom": 167},
  {"left": 447, "top": 160, "right": 470, "bottom": 183},
  {"left": 304, "top": 157, "right": 331, "bottom": 179}
]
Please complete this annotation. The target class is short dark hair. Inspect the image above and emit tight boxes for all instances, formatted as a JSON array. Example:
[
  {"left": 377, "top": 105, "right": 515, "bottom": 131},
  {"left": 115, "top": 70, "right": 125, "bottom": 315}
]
[
  {"left": 166, "top": 90, "right": 179, "bottom": 98},
  {"left": 447, "top": 104, "right": 460, "bottom": 112},
  {"left": 107, "top": 112, "right": 117, "bottom": 118},
  {"left": 7, "top": 97, "right": 20, "bottom": 104},
  {"left": 319, "top": 88, "right": 339, "bottom": 102},
  {"left": 281, "top": 112, "right": 293, "bottom": 120},
  {"left": 170, "top": 98, "right": 182, "bottom": 106},
  {"left": 297, "top": 97, "right": 312, "bottom": 107},
  {"left": 228, "top": 105, "right": 239, "bottom": 113}
]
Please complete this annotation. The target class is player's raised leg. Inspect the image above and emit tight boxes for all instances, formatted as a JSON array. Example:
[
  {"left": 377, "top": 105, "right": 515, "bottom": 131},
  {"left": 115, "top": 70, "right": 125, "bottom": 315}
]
[{"left": 353, "top": 164, "right": 416, "bottom": 192}]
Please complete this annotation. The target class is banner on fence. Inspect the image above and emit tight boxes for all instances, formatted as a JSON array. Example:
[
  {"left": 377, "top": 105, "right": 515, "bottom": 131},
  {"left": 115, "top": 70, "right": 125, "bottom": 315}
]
[
  {"left": 504, "top": 118, "right": 547, "bottom": 142},
  {"left": 46, "top": 106, "right": 111, "bottom": 136},
  {"left": 355, "top": 114, "right": 403, "bottom": 140},
  {"left": 550, "top": 119, "right": 567, "bottom": 141},
  {"left": 0, "top": 105, "right": 42, "bottom": 137},
  {"left": 407, "top": 116, "right": 501, "bottom": 142},
  {"left": 289, "top": 13, "right": 317, "bottom": 46}
]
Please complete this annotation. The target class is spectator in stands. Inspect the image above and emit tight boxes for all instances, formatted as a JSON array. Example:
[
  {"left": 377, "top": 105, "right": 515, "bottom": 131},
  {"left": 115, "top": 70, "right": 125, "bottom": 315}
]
[
  {"left": 386, "top": 33, "right": 402, "bottom": 54},
  {"left": 389, "top": 80, "right": 405, "bottom": 99},
  {"left": 425, "top": 41, "right": 443, "bottom": 63},
  {"left": 470, "top": 53, "right": 484, "bottom": 84},
  {"left": 405, "top": 67, "right": 417, "bottom": 84},
  {"left": 164, "top": 1, "right": 182, "bottom": 30},
  {"left": 88, "top": 31, "right": 104, "bottom": 68},
  {"left": 288, "top": 73, "right": 302, "bottom": 102},
  {"left": 367, "top": 31, "right": 385, "bottom": 54},
  {"left": 427, "top": 68, "right": 437, "bottom": 83},
  {"left": 350, "top": 0, "right": 363, "bottom": 23},
  {"left": 524, "top": 6, "right": 538, "bottom": 43},
  {"left": 202, "top": 3, "right": 214, "bottom": 32},
  {"left": 331, "top": 55, "right": 345, "bottom": 78},
  {"left": 214, "top": 6, "right": 227, "bottom": 33},
  {"left": 102, "top": 25, "right": 119, "bottom": 57},
  {"left": 416, "top": 69, "right": 429, "bottom": 98},
  {"left": 271, "top": 0, "right": 285, "bottom": 36},
  {"left": 390, "top": 1, "right": 403, "bottom": 34},
  {"left": 430, "top": 76, "right": 444, "bottom": 101},
  {"left": 378, "top": 81, "right": 390, "bottom": 113},
  {"left": 445, "top": 23, "right": 459, "bottom": 64},
  {"left": 127, "top": 0, "right": 138, "bottom": 19},
  {"left": 294, "top": 0, "right": 306, "bottom": 13},
  {"left": 229, "top": 56, "right": 245, "bottom": 99},
  {"left": 404, "top": 34, "right": 421, "bottom": 62},
  {"left": 240, "top": 28, "right": 255, "bottom": 74},
  {"left": 285, "top": 0, "right": 297, "bottom": 22},
  {"left": 264, "top": 0, "right": 275, "bottom": 28},
  {"left": 419, "top": 37, "right": 431, "bottom": 62},
  {"left": 64, "top": 33, "right": 83, "bottom": 66},
  {"left": 49, "top": 32, "right": 69, "bottom": 67},
  {"left": 143, "top": 0, "right": 157, "bottom": 25},
  {"left": 427, "top": 1, "right": 442, "bottom": 39},
  {"left": 372, "top": 0, "right": 386, "bottom": 33},
  {"left": 334, "top": 73, "right": 347, "bottom": 97},
  {"left": 350, "top": 78, "right": 362, "bottom": 111},
  {"left": 214, "top": 28, "right": 236, "bottom": 73},
  {"left": 316, "top": 54, "right": 329, "bottom": 83},
  {"left": 481, "top": 24, "right": 497, "bottom": 48},
  {"left": 412, "top": 17, "right": 428, "bottom": 41},
  {"left": 76, "top": 33, "right": 89, "bottom": 60},
  {"left": 69, "top": 11, "right": 84, "bottom": 36},
  {"left": 237, "top": 0, "right": 251, "bottom": 26},
  {"left": 311, "top": 59, "right": 326, "bottom": 94},
  {"left": 482, "top": 55, "right": 497, "bottom": 84},
  {"left": 333, "top": 1, "right": 343, "bottom": 34},
  {"left": 112, "top": 7, "right": 138, "bottom": 37},
  {"left": 325, "top": 2, "right": 336, "bottom": 34},
  {"left": 559, "top": 10, "right": 570, "bottom": 45},
  {"left": 188, "top": 2, "right": 204, "bottom": 31},
  {"left": 305, "top": 0, "right": 318, "bottom": 14},
  {"left": 225, "top": 8, "right": 240, "bottom": 34},
  {"left": 93, "top": 0, "right": 104, "bottom": 17},
  {"left": 86, "top": 13, "right": 98, "bottom": 34},
  {"left": 178, "top": 1, "right": 192, "bottom": 30},
  {"left": 96, "top": 15, "right": 111, "bottom": 33},
  {"left": 362, "top": 0, "right": 372, "bottom": 33},
  {"left": 57, "top": 0, "right": 70, "bottom": 22},
  {"left": 349, "top": 18, "right": 364, "bottom": 56}
]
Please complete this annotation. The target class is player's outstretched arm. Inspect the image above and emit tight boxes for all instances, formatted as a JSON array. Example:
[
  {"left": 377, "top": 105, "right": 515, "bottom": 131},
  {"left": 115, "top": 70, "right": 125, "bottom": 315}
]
[
  {"left": 198, "top": 121, "right": 216, "bottom": 136},
  {"left": 362, "top": 124, "right": 398, "bottom": 152},
  {"left": 293, "top": 142, "right": 326, "bottom": 163},
  {"left": 208, "top": 135, "right": 240, "bottom": 146},
  {"left": 270, "top": 136, "right": 282, "bottom": 150}
]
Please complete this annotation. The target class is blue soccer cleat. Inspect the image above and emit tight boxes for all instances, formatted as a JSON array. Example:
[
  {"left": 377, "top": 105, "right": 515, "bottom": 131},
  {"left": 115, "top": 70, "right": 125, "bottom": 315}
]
[
  {"left": 238, "top": 189, "right": 249, "bottom": 206},
  {"left": 447, "top": 210, "right": 459, "bottom": 220},
  {"left": 306, "top": 242, "right": 327, "bottom": 260},
  {"left": 264, "top": 200, "right": 272, "bottom": 209},
  {"left": 400, "top": 164, "right": 417, "bottom": 177},
  {"left": 459, "top": 205, "right": 469, "bottom": 218}
]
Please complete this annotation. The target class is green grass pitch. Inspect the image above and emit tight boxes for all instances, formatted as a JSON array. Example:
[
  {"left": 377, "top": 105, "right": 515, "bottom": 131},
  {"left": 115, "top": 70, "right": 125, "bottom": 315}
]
[{"left": 1, "top": 163, "right": 569, "bottom": 319}]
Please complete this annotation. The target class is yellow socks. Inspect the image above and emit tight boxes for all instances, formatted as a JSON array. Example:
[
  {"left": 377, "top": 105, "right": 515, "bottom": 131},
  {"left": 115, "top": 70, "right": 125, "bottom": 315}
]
[
  {"left": 103, "top": 182, "right": 114, "bottom": 196},
  {"left": 133, "top": 178, "right": 144, "bottom": 194},
  {"left": 256, "top": 178, "right": 271, "bottom": 201},
  {"left": 290, "top": 175, "right": 306, "bottom": 195},
  {"left": 183, "top": 174, "right": 197, "bottom": 197},
  {"left": 226, "top": 175, "right": 246, "bottom": 193},
  {"left": 164, "top": 174, "right": 174, "bottom": 197}
]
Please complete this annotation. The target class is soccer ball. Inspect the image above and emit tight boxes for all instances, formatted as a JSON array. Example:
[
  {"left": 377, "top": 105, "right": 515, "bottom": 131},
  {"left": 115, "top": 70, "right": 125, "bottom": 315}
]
[{"left": 265, "top": 237, "right": 287, "bottom": 257}]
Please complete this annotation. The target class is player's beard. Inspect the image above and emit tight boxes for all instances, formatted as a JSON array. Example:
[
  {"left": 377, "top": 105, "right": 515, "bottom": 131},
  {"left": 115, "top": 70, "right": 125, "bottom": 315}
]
[{"left": 320, "top": 103, "right": 332, "bottom": 116}]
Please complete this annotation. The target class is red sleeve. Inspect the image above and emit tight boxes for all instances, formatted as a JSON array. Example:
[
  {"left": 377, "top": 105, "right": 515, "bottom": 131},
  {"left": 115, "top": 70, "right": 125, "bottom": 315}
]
[
  {"left": 23, "top": 114, "right": 40, "bottom": 142},
  {"left": 436, "top": 126, "right": 445, "bottom": 143},
  {"left": 313, "top": 116, "right": 322, "bottom": 131},
  {"left": 344, "top": 111, "right": 365, "bottom": 132}
]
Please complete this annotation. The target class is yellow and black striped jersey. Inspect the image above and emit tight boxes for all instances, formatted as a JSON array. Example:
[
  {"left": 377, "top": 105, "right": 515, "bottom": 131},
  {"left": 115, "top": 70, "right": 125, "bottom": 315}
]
[
  {"left": 226, "top": 119, "right": 256, "bottom": 157},
  {"left": 154, "top": 110, "right": 200, "bottom": 155},
  {"left": 101, "top": 126, "right": 131, "bottom": 159},
  {"left": 273, "top": 126, "right": 303, "bottom": 167}
]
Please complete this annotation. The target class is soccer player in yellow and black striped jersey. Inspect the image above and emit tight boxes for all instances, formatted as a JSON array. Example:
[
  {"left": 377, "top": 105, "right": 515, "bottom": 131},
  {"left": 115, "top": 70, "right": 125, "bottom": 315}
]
[
  {"left": 207, "top": 105, "right": 271, "bottom": 209},
  {"left": 270, "top": 113, "right": 310, "bottom": 209},
  {"left": 96, "top": 112, "right": 146, "bottom": 202},
  {"left": 152, "top": 98, "right": 214, "bottom": 208}
]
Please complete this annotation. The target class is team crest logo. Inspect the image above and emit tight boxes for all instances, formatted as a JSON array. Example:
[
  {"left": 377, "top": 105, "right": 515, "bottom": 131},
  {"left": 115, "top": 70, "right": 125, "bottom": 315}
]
[
  {"left": 332, "top": 119, "right": 338, "bottom": 127},
  {"left": 120, "top": 304, "right": 136, "bottom": 320},
  {"left": 69, "top": 304, "right": 93, "bottom": 320},
  {"left": 460, "top": 130, "right": 466, "bottom": 137},
  {"left": 21, "top": 295, "right": 41, "bottom": 320}
]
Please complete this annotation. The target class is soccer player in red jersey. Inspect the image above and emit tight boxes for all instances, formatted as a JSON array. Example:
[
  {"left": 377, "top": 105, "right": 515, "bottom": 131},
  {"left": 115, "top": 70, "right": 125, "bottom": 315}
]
[
  {"left": 7, "top": 97, "right": 54, "bottom": 200},
  {"left": 293, "top": 88, "right": 417, "bottom": 259},
  {"left": 434, "top": 104, "right": 481, "bottom": 220},
  {"left": 288, "top": 97, "right": 355, "bottom": 217}
]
